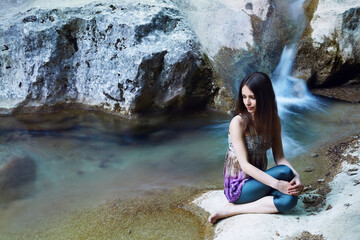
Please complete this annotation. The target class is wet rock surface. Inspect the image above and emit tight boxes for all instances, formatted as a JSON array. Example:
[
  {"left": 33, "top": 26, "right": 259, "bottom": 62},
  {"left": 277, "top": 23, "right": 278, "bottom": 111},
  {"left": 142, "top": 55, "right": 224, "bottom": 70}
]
[
  {"left": 193, "top": 132, "right": 360, "bottom": 239},
  {"left": 295, "top": 1, "right": 360, "bottom": 90},
  {"left": 300, "top": 132, "right": 360, "bottom": 212},
  {"left": 310, "top": 83, "right": 360, "bottom": 103},
  {"left": 174, "top": 0, "right": 306, "bottom": 102},
  {"left": 0, "top": 0, "right": 216, "bottom": 117}
]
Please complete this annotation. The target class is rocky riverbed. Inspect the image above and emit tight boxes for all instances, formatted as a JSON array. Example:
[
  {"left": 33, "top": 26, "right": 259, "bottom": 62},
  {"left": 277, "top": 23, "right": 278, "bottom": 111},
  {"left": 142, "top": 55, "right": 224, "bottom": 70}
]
[{"left": 193, "top": 132, "right": 360, "bottom": 240}]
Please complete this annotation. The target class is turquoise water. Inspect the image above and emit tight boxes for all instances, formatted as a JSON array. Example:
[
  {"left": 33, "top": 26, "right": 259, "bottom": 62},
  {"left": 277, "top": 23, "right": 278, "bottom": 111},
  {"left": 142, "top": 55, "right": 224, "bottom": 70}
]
[{"left": 0, "top": 100, "right": 359, "bottom": 232}]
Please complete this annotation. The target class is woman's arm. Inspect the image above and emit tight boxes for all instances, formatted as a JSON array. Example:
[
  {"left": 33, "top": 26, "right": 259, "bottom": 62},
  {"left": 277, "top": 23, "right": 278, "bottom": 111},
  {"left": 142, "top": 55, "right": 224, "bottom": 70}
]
[
  {"left": 229, "top": 116, "right": 291, "bottom": 194},
  {"left": 272, "top": 115, "right": 303, "bottom": 196}
]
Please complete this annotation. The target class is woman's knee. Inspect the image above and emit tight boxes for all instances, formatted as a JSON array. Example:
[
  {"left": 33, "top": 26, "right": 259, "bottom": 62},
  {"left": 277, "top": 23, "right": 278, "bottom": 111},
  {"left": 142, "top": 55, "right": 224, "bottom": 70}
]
[
  {"left": 274, "top": 194, "right": 298, "bottom": 212},
  {"left": 275, "top": 165, "right": 295, "bottom": 181}
]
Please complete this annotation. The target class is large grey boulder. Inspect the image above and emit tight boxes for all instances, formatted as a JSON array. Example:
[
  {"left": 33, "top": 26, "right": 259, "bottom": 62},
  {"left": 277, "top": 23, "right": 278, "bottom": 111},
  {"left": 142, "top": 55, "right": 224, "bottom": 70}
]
[
  {"left": 294, "top": 0, "right": 360, "bottom": 88},
  {"left": 0, "top": 0, "right": 215, "bottom": 117}
]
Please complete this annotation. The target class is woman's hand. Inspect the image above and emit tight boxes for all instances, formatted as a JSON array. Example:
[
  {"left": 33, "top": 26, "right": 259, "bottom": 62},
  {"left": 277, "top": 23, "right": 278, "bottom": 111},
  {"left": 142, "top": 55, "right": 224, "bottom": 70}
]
[
  {"left": 276, "top": 180, "right": 292, "bottom": 195},
  {"left": 288, "top": 176, "right": 304, "bottom": 196}
]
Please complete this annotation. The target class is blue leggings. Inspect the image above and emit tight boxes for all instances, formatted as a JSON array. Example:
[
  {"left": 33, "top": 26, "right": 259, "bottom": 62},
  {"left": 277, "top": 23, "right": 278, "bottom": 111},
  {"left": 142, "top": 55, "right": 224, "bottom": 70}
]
[{"left": 234, "top": 165, "right": 298, "bottom": 212}]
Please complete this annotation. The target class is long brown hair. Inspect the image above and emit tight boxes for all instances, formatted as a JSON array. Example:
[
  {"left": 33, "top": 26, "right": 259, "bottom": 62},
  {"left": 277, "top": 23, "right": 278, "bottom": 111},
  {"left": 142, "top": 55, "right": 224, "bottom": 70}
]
[{"left": 234, "top": 72, "right": 278, "bottom": 136}]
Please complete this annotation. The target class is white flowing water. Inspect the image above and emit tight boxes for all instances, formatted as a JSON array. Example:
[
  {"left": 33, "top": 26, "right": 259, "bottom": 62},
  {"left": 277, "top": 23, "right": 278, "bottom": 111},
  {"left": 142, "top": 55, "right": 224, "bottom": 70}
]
[
  {"left": 272, "top": 45, "right": 326, "bottom": 158},
  {"left": 268, "top": 0, "right": 325, "bottom": 158}
]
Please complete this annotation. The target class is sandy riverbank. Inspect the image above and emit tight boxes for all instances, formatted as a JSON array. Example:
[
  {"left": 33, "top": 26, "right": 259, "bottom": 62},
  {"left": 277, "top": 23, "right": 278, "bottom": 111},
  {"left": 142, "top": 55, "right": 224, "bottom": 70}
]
[{"left": 193, "top": 133, "right": 360, "bottom": 240}]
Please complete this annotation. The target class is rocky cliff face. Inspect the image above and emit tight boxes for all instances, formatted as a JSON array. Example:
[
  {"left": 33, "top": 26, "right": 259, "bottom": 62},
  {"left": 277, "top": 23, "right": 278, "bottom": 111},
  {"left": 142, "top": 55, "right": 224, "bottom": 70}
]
[
  {"left": 295, "top": 0, "right": 360, "bottom": 88},
  {"left": 1, "top": 0, "right": 358, "bottom": 116},
  {"left": 173, "top": 0, "right": 307, "bottom": 108},
  {"left": 0, "top": 0, "right": 215, "bottom": 116}
]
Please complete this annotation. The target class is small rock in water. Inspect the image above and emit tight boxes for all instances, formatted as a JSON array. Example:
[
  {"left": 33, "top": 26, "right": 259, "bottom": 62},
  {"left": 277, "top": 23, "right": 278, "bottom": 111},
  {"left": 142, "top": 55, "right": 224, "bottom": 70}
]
[
  {"left": 305, "top": 167, "right": 315, "bottom": 172},
  {"left": 275, "top": 231, "right": 280, "bottom": 236},
  {"left": 99, "top": 159, "right": 108, "bottom": 168},
  {"left": 0, "top": 156, "right": 36, "bottom": 190},
  {"left": 353, "top": 180, "right": 360, "bottom": 186},
  {"left": 245, "top": 3, "right": 253, "bottom": 10},
  {"left": 326, "top": 204, "right": 332, "bottom": 210},
  {"left": 347, "top": 172, "right": 358, "bottom": 176},
  {"left": 348, "top": 168, "right": 358, "bottom": 172},
  {"left": 344, "top": 203, "right": 351, "bottom": 208},
  {"left": 311, "top": 153, "right": 319, "bottom": 158}
]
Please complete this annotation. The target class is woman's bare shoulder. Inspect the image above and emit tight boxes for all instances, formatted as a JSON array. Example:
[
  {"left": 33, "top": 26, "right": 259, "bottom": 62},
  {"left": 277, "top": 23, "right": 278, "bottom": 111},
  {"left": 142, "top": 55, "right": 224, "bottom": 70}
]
[{"left": 229, "top": 115, "right": 244, "bottom": 131}]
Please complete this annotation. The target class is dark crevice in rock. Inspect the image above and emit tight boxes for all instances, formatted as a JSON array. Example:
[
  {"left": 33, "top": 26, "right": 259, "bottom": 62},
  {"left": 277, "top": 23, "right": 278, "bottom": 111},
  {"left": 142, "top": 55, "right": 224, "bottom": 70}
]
[
  {"left": 181, "top": 56, "right": 215, "bottom": 112},
  {"left": 56, "top": 19, "right": 83, "bottom": 53},
  {"left": 22, "top": 15, "right": 37, "bottom": 23},
  {"left": 296, "top": 5, "right": 360, "bottom": 90},
  {"left": 133, "top": 51, "right": 167, "bottom": 113},
  {"left": 115, "top": 37, "right": 126, "bottom": 51},
  {"left": 162, "top": 52, "right": 215, "bottom": 113},
  {"left": 134, "top": 9, "right": 180, "bottom": 42},
  {"left": 23, "top": 18, "right": 86, "bottom": 105},
  {"left": 342, "top": 7, "right": 360, "bottom": 31},
  {"left": 105, "top": 24, "right": 113, "bottom": 33},
  {"left": 321, "top": 63, "right": 360, "bottom": 88},
  {"left": 103, "top": 91, "right": 124, "bottom": 102}
]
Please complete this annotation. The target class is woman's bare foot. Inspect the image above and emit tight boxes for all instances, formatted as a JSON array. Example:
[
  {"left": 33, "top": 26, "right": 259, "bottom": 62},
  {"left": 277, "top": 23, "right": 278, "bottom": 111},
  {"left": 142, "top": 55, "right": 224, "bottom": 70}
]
[
  {"left": 208, "top": 196, "right": 278, "bottom": 224},
  {"left": 208, "top": 212, "right": 221, "bottom": 224},
  {"left": 208, "top": 203, "right": 235, "bottom": 224}
]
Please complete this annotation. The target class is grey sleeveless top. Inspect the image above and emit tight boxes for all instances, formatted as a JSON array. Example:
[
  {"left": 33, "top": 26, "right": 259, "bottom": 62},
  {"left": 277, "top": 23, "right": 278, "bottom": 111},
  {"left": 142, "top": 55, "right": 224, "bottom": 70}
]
[{"left": 224, "top": 131, "right": 272, "bottom": 202}]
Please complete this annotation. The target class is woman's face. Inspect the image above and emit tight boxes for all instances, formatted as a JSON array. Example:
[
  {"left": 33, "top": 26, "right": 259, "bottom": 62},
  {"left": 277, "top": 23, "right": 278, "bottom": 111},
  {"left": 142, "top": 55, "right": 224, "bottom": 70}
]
[{"left": 241, "top": 85, "right": 256, "bottom": 115}]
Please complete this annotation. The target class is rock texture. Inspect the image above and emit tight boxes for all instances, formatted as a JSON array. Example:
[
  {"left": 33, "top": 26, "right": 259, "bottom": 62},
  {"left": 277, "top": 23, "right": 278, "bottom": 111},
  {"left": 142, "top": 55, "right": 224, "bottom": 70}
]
[
  {"left": 295, "top": 0, "right": 360, "bottom": 88},
  {"left": 173, "top": 0, "right": 307, "bottom": 100},
  {"left": 0, "top": 0, "right": 216, "bottom": 116},
  {"left": 194, "top": 135, "right": 360, "bottom": 240}
]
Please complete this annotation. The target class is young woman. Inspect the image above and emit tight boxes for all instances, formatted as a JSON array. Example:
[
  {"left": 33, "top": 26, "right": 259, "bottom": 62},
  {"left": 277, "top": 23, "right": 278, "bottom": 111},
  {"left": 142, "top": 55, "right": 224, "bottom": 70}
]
[{"left": 209, "top": 72, "right": 304, "bottom": 224}]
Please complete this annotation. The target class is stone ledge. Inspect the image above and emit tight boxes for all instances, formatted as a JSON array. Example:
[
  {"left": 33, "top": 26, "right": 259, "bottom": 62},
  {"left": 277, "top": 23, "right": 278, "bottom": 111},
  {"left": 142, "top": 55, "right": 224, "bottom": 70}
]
[{"left": 310, "top": 84, "right": 360, "bottom": 103}]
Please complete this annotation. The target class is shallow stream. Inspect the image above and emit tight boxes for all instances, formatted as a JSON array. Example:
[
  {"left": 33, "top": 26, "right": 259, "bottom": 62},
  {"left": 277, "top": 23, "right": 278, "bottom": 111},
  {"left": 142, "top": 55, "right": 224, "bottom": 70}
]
[{"left": 0, "top": 99, "right": 359, "bottom": 237}]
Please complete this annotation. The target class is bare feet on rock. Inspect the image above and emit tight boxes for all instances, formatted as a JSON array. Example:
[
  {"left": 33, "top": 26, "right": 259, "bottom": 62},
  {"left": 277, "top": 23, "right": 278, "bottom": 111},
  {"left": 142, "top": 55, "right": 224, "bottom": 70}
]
[
  {"left": 208, "top": 203, "right": 235, "bottom": 224},
  {"left": 209, "top": 212, "right": 222, "bottom": 224}
]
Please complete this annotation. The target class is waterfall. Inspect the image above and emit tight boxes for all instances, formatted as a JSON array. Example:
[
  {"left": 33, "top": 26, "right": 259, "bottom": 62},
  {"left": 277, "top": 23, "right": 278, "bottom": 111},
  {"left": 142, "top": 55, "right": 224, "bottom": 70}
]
[
  {"left": 271, "top": 44, "right": 325, "bottom": 158},
  {"left": 270, "top": 0, "right": 325, "bottom": 158},
  {"left": 273, "top": 45, "right": 323, "bottom": 117}
]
